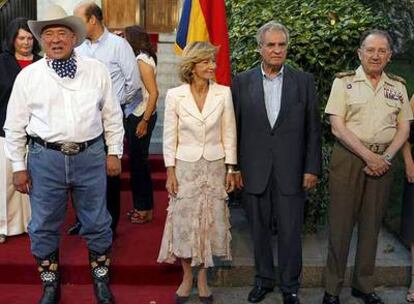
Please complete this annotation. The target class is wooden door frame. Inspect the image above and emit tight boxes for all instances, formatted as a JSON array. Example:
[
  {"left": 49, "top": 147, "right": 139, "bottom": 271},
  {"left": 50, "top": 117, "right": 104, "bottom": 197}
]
[
  {"left": 102, "top": 0, "right": 179, "bottom": 32},
  {"left": 102, "top": 0, "right": 142, "bottom": 30}
]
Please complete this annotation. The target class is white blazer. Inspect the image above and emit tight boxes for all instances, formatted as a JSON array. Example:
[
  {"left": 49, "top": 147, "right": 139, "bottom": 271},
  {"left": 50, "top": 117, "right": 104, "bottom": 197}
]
[{"left": 163, "top": 82, "right": 237, "bottom": 167}]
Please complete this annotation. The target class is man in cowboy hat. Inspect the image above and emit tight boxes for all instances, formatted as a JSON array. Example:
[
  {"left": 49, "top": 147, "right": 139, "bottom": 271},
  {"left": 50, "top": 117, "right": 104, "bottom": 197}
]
[{"left": 3, "top": 4, "right": 123, "bottom": 304}]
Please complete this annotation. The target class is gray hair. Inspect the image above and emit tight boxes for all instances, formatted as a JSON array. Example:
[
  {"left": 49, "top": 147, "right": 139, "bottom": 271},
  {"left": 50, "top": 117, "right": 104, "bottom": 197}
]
[
  {"left": 359, "top": 29, "right": 393, "bottom": 50},
  {"left": 256, "top": 21, "right": 290, "bottom": 46}
]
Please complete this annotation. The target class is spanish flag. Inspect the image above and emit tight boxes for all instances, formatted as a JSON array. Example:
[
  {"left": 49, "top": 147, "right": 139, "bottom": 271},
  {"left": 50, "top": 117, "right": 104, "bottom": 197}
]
[{"left": 175, "top": 0, "right": 231, "bottom": 86}]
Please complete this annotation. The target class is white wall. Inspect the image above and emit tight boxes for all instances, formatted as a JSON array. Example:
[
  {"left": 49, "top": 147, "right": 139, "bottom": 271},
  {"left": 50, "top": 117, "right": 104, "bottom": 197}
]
[{"left": 37, "top": 0, "right": 102, "bottom": 19}]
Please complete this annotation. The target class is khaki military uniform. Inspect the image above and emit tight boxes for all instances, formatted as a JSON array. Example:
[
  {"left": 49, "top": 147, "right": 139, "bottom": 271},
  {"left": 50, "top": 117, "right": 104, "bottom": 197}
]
[{"left": 324, "top": 66, "right": 413, "bottom": 295}]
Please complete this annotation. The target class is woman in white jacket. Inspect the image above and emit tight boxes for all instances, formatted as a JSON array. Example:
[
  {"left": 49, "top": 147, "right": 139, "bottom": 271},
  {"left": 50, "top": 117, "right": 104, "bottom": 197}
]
[{"left": 158, "top": 41, "right": 237, "bottom": 304}]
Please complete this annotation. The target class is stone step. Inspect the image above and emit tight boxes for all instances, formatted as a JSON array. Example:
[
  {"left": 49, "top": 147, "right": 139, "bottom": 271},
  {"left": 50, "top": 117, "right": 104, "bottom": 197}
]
[
  {"left": 154, "top": 107, "right": 164, "bottom": 116},
  {"left": 149, "top": 40, "right": 179, "bottom": 153},
  {"left": 157, "top": 55, "right": 179, "bottom": 64},
  {"left": 157, "top": 44, "right": 177, "bottom": 55},
  {"left": 151, "top": 124, "right": 163, "bottom": 140},
  {"left": 156, "top": 94, "right": 167, "bottom": 103},
  {"left": 149, "top": 140, "right": 162, "bottom": 154},
  {"left": 158, "top": 33, "right": 176, "bottom": 43},
  {"left": 157, "top": 73, "right": 180, "bottom": 87},
  {"left": 157, "top": 44, "right": 178, "bottom": 55},
  {"left": 184, "top": 287, "right": 408, "bottom": 304},
  {"left": 209, "top": 208, "right": 411, "bottom": 288},
  {"left": 156, "top": 62, "right": 179, "bottom": 74}
]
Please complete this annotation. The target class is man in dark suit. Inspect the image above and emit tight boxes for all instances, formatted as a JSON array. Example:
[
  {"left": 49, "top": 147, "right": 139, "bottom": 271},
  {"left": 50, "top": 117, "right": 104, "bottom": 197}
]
[{"left": 232, "top": 21, "right": 321, "bottom": 304}]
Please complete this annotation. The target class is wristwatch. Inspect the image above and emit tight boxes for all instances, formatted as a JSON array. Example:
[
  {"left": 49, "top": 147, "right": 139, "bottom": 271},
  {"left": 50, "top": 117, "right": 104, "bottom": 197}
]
[
  {"left": 382, "top": 153, "right": 392, "bottom": 164},
  {"left": 227, "top": 167, "right": 240, "bottom": 174}
]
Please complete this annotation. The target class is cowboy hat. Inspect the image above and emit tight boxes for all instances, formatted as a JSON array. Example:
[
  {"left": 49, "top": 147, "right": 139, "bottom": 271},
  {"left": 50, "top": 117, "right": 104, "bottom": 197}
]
[{"left": 28, "top": 4, "right": 87, "bottom": 47}]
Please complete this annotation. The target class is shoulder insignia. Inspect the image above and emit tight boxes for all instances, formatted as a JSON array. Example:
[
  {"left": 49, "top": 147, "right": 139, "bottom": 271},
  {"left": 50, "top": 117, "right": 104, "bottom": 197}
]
[
  {"left": 335, "top": 71, "right": 356, "bottom": 78},
  {"left": 386, "top": 72, "right": 406, "bottom": 85}
]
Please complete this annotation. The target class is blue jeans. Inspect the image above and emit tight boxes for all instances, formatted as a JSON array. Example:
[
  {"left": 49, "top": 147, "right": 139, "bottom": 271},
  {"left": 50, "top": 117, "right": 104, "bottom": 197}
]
[{"left": 27, "top": 138, "right": 112, "bottom": 258}]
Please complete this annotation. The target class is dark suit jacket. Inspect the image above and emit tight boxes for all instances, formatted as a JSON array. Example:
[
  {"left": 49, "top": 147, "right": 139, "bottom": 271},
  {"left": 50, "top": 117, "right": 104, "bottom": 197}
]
[
  {"left": 232, "top": 64, "right": 321, "bottom": 195},
  {"left": 0, "top": 51, "right": 41, "bottom": 137}
]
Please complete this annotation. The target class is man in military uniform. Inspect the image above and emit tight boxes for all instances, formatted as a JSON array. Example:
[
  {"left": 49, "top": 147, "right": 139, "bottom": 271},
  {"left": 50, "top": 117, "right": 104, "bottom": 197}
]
[{"left": 322, "top": 29, "right": 412, "bottom": 304}]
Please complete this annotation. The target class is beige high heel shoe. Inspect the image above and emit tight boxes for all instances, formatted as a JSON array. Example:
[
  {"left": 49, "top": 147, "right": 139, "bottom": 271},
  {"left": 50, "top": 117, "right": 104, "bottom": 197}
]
[{"left": 130, "top": 209, "right": 153, "bottom": 224}]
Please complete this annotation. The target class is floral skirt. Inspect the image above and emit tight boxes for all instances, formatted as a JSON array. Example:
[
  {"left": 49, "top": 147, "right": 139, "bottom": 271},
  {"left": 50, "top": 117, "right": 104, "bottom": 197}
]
[{"left": 157, "top": 158, "right": 232, "bottom": 267}]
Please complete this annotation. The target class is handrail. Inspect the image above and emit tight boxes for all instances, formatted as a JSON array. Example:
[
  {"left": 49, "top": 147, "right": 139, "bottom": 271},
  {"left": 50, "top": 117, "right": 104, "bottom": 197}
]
[{"left": 0, "top": 0, "right": 8, "bottom": 10}]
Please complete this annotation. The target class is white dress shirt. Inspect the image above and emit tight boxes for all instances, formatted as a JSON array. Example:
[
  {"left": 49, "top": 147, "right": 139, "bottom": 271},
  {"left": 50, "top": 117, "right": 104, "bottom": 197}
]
[
  {"left": 76, "top": 28, "right": 140, "bottom": 105},
  {"left": 4, "top": 54, "right": 124, "bottom": 172}
]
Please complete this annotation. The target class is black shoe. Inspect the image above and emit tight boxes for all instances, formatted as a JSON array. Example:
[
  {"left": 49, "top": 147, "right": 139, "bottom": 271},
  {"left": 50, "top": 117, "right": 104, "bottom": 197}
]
[
  {"left": 174, "top": 293, "right": 189, "bottom": 304},
  {"left": 199, "top": 294, "right": 213, "bottom": 304},
  {"left": 39, "top": 282, "right": 61, "bottom": 304},
  {"left": 247, "top": 286, "right": 273, "bottom": 303},
  {"left": 351, "top": 288, "right": 384, "bottom": 304},
  {"left": 283, "top": 292, "right": 300, "bottom": 304},
  {"left": 67, "top": 222, "right": 81, "bottom": 235},
  {"left": 89, "top": 249, "right": 114, "bottom": 304},
  {"left": 36, "top": 250, "right": 61, "bottom": 304},
  {"left": 322, "top": 292, "right": 340, "bottom": 304},
  {"left": 93, "top": 280, "right": 114, "bottom": 304}
]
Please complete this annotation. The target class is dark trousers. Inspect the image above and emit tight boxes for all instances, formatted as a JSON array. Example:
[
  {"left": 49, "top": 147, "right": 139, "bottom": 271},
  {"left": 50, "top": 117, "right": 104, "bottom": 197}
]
[
  {"left": 107, "top": 175, "right": 120, "bottom": 232},
  {"left": 125, "top": 113, "right": 157, "bottom": 211},
  {"left": 325, "top": 143, "right": 393, "bottom": 295},
  {"left": 243, "top": 168, "right": 305, "bottom": 293}
]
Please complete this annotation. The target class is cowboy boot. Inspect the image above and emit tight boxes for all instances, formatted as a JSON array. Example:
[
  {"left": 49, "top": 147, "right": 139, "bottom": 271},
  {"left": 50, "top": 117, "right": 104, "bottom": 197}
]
[
  {"left": 89, "top": 248, "right": 115, "bottom": 304},
  {"left": 35, "top": 250, "right": 61, "bottom": 304}
]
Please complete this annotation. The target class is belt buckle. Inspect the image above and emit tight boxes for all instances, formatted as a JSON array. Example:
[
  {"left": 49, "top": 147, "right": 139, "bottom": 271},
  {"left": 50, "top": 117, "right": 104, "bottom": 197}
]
[
  {"left": 370, "top": 144, "right": 379, "bottom": 153},
  {"left": 60, "top": 142, "right": 80, "bottom": 155}
]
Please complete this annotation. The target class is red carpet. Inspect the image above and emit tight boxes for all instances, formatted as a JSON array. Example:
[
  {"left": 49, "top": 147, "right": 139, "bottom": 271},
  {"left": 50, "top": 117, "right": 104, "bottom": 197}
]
[
  {"left": 0, "top": 284, "right": 177, "bottom": 304},
  {"left": 0, "top": 155, "right": 182, "bottom": 302}
]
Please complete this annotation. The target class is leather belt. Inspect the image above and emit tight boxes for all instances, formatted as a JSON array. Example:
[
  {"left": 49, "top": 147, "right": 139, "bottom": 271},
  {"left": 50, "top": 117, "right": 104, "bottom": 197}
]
[
  {"left": 362, "top": 142, "right": 389, "bottom": 154},
  {"left": 30, "top": 135, "right": 102, "bottom": 155}
]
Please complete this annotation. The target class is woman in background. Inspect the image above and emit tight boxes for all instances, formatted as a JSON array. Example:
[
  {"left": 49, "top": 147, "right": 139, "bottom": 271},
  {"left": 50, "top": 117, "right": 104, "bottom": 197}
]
[
  {"left": 0, "top": 17, "right": 41, "bottom": 243},
  {"left": 124, "top": 25, "right": 158, "bottom": 224},
  {"left": 401, "top": 95, "right": 414, "bottom": 302},
  {"left": 158, "top": 41, "right": 236, "bottom": 304}
]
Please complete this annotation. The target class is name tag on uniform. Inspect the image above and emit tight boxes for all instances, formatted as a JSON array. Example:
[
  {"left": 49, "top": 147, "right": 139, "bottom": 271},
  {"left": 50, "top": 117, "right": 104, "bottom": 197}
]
[{"left": 384, "top": 88, "right": 403, "bottom": 103}]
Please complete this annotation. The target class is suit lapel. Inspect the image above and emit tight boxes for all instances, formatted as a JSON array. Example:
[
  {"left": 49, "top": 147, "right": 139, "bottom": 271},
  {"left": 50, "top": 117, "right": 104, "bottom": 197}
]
[
  {"left": 177, "top": 84, "right": 204, "bottom": 121},
  {"left": 249, "top": 67, "right": 272, "bottom": 131},
  {"left": 273, "top": 65, "right": 297, "bottom": 130},
  {"left": 202, "top": 82, "right": 223, "bottom": 119}
]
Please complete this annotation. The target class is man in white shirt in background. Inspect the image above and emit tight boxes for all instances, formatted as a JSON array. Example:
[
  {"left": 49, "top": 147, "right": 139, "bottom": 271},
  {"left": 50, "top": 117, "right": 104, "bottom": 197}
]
[
  {"left": 67, "top": 0, "right": 140, "bottom": 236},
  {"left": 4, "top": 5, "right": 123, "bottom": 304}
]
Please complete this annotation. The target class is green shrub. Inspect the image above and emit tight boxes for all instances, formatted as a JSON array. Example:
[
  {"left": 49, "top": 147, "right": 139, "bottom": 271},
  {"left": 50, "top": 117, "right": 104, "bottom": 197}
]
[
  {"left": 361, "top": 0, "right": 414, "bottom": 57},
  {"left": 226, "top": 0, "right": 389, "bottom": 232}
]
